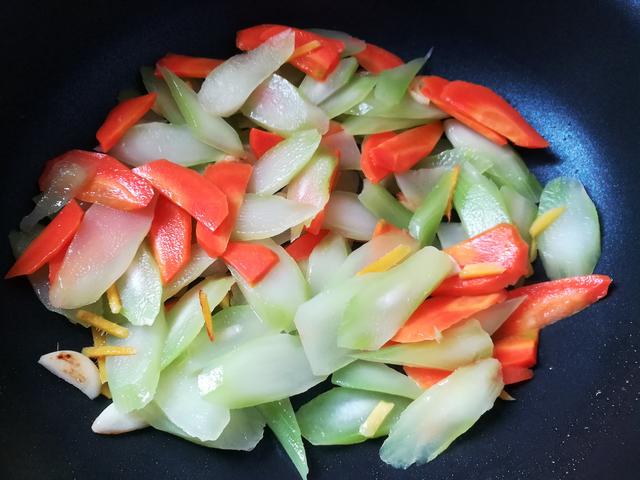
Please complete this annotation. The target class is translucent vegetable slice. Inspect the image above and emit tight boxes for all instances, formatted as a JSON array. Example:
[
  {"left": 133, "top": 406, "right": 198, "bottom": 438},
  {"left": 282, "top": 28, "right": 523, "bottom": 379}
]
[
  {"left": 107, "top": 309, "right": 167, "bottom": 412},
  {"left": 307, "top": 232, "right": 350, "bottom": 294},
  {"left": 198, "top": 29, "right": 295, "bottom": 117},
  {"left": 297, "top": 387, "right": 411, "bottom": 445},
  {"left": 307, "top": 29, "right": 366, "bottom": 56},
  {"left": 436, "top": 222, "right": 468, "bottom": 248},
  {"left": 249, "top": 129, "right": 321, "bottom": 195},
  {"left": 374, "top": 57, "right": 427, "bottom": 106},
  {"left": 474, "top": 296, "right": 527, "bottom": 335},
  {"left": 537, "top": 177, "right": 601, "bottom": 279},
  {"left": 445, "top": 119, "right": 541, "bottom": 202},
  {"left": 162, "top": 244, "right": 216, "bottom": 300},
  {"left": 418, "top": 147, "right": 493, "bottom": 173},
  {"left": 349, "top": 93, "right": 446, "bottom": 119},
  {"left": 257, "top": 399, "right": 308, "bottom": 480},
  {"left": 353, "top": 319, "right": 493, "bottom": 369},
  {"left": 299, "top": 57, "right": 359, "bottom": 104},
  {"left": 359, "top": 180, "right": 413, "bottom": 229},
  {"left": 453, "top": 162, "right": 511, "bottom": 237},
  {"left": 321, "top": 128, "right": 361, "bottom": 170},
  {"left": 320, "top": 75, "right": 377, "bottom": 118},
  {"left": 140, "top": 66, "right": 185, "bottom": 124},
  {"left": 160, "top": 276, "right": 235, "bottom": 369},
  {"left": 198, "top": 333, "right": 325, "bottom": 408},
  {"left": 162, "top": 68, "right": 244, "bottom": 156},
  {"left": 341, "top": 116, "right": 429, "bottom": 136},
  {"left": 501, "top": 185, "right": 537, "bottom": 243},
  {"left": 228, "top": 239, "right": 309, "bottom": 331},
  {"left": 380, "top": 358, "right": 503, "bottom": 468},
  {"left": 116, "top": 242, "right": 162, "bottom": 326},
  {"left": 242, "top": 74, "right": 329, "bottom": 135},
  {"left": 233, "top": 194, "right": 317, "bottom": 241},
  {"left": 111, "top": 123, "right": 225, "bottom": 167},
  {"left": 395, "top": 167, "right": 447, "bottom": 210},
  {"left": 338, "top": 246, "right": 454, "bottom": 350},
  {"left": 50, "top": 201, "right": 155, "bottom": 309},
  {"left": 332, "top": 361, "right": 423, "bottom": 400},
  {"left": 322, "top": 191, "right": 378, "bottom": 241}
]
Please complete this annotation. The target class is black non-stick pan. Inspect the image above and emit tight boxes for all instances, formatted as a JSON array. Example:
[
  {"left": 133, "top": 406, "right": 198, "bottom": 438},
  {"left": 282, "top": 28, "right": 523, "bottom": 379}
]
[{"left": 1, "top": 1, "right": 639, "bottom": 478}]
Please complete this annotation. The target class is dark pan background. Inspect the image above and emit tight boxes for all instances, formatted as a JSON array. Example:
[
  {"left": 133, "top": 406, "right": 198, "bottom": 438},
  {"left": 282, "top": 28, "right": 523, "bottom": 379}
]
[{"left": 1, "top": 1, "right": 639, "bottom": 478}]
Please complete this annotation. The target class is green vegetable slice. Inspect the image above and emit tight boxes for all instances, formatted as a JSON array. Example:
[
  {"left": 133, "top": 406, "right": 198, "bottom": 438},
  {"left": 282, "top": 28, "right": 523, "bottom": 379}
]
[{"left": 332, "top": 361, "right": 423, "bottom": 399}]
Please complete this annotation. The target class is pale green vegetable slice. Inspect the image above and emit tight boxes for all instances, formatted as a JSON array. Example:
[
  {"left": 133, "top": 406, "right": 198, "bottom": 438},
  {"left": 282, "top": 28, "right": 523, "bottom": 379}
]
[
  {"left": 307, "top": 232, "right": 350, "bottom": 295},
  {"left": 242, "top": 74, "right": 329, "bottom": 135},
  {"left": 257, "top": 399, "right": 308, "bottom": 479},
  {"left": 249, "top": 129, "right": 321, "bottom": 195},
  {"left": 349, "top": 92, "right": 447, "bottom": 119},
  {"left": 140, "top": 66, "right": 184, "bottom": 124},
  {"left": 418, "top": 147, "right": 493, "bottom": 173},
  {"left": 198, "top": 29, "right": 295, "bottom": 117},
  {"left": 299, "top": 57, "right": 359, "bottom": 104},
  {"left": 501, "top": 185, "right": 537, "bottom": 243},
  {"left": 437, "top": 222, "right": 468, "bottom": 249},
  {"left": 140, "top": 402, "right": 265, "bottom": 451},
  {"left": 380, "top": 358, "right": 503, "bottom": 468},
  {"left": 111, "top": 123, "right": 225, "bottom": 168},
  {"left": 453, "top": 162, "right": 511, "bottom": 237},
  {"left": 320, "top": 75, "right": 377, "bottom": 118},
  {"left": 359, "top": 180, "right": 413, "bottom": 229},
  {"left": 162, "top": 67, "right": 243, "bottom": 156},
  {"left": 338, "top": 246, "right": 454, "bottom": 350},
  {"left": 308, "top": 29, "right": 366, "bottom": 56},
  {"left": 198, "top": 334, "right": 325, "bottom": 408},
  {"left": 341, "top": 116, "right": 428, "bottom": 136},
  {"left": 332, "top": 361, "right": 423, "bottom": 399},
  {"left": 116, "top": 243, "right": 162, "bottom": 326},
  {"left": 162, "top": 244, "right": 216, "bottom": 300},
  {"left": 537, "top": 177, "right": 601, "bottom": 279},
  {"left": 322, "top": 191, "right": 378, "bottom": 241},
  {"left": 374, "top": 57, "right": 427, "bottom": 106},
  {"left": 321, "top": 129, "right": 361, "bottom": 170},
  {"left": 229, "top": 239, "right": 309, "bottom": 332},
  {"left": 474, "top": 296, "right": 527, "bottom": 335},
  {"left": 297, "top": 387, "right": 411, "bottom": 445},
  {"left": 160, "top": 276, "right": 235, "bottom": 369},
  {"left": 107, "top": 309, "right": 167, "bottom": 412},
  {"left": 444, "top": 119, "right": 541, "bottom": 202},
  {"left": 233, "top": 194, "right": 317, "bottom": 241},
  {"left": 353, "top": 319, "right": 493, "bottom": 370},
  {"left": 395, "top": 167, "right": 448, "bottom": 210}
]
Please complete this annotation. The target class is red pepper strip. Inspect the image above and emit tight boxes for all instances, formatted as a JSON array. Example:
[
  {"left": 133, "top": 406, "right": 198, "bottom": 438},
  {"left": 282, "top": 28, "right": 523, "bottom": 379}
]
[
  {"left": 372, "top": 219, "right": 404, "bottom": 238},
  {"left": 501, "top": 366, "right": 534, "bottom": 385},
  {"left": 370, "top": 122, "right": 444, "bottom": 173},
  {"left": 285, "top": 230, "right": 330, "bottom": 261},
  {"left": 392, "top": 291, "right": 507, "bottom": 343},
  {"left": 5, "top": 200, "right": 84, "bottom": 278},
  {"left": 196, "top": 162, "right": 253, "bottom": 258},
  {"left": 96, "top": 93, "right": 157, "bottom": 152},
  {"left": 236, "top": 24, "right": 344, "bottom": 80},
  {"left": 355, "top": 43, "right": 404, "bottom": 74},
  {"left": 47, "top": 249, "right": 66, "bottom": 286},
  {"left": 493, "top": 275, "right": 612, "bottom": 339},
  {"left": 155, "top": 53, "right": 223, "bottom": 79},
  {"left": 441, "top": 80, "right": 549, "bottom": 148},
  {"left": 249, "top": 128, "right": 284, "bottom": 159},
  {"left": 360, "top": 132, "right": 396, "bottom": 183},
  {"left": 132, "top": 159, "right": 228, "bottom": 233},
  {"left": 39, "top": 150, "right": 156, "bottom": 211},
  {"left": 403, "top": 366, "right": 452, "bottom": 389},
  {"left": 222, "top": 241, "right": 280, "bottom": 286},
  {"left": 493, "top": 330, "right": 539, "bottom": 368},
  {"left": 148, "top": 195, "right": 192, "bottom": 284},
  {"left": 419, "top": 76, "right": 508, "bottom": 146},
  {"left": 433, "top": 224, "right": 529, "bottom": 297}
]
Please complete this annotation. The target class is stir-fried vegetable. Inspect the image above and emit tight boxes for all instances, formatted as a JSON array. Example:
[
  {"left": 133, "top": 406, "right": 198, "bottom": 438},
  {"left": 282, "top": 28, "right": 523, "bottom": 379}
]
[{"left": 332, "top": 361, "right": 423, "bottom": 399}]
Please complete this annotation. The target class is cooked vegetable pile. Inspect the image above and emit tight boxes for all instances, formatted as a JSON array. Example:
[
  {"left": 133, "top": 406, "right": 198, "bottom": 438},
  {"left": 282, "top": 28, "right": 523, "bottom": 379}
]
[{"left": 6, "top": 25, "right": 612, "bottom": 476}]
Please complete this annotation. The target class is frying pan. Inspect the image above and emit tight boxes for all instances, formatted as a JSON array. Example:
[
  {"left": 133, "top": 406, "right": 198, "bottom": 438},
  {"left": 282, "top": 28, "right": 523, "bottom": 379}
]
[{"left": 1, "top": 1, "right": 639, "bottom": 478}]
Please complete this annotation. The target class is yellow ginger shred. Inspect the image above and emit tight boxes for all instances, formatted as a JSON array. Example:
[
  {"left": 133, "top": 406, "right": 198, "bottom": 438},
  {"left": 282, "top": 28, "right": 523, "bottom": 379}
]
[
  {"left": 76, "top": 310, "right": 128, "bottom": 339},
  {"left": 357, "top": 244, "right": 413, "bottom": 275}
]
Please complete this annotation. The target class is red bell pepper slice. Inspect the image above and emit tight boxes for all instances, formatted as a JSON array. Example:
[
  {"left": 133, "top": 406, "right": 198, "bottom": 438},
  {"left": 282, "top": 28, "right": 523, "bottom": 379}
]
[
  {"left": 370, "top": 122, "right": 444, "bottom": 173},
  {"left": 39, "top": 150, "right": 156, "bottom": 211},
  {"left": 419, "top": 76, "right": 508, "bottom": 146},
  {"left": 249, "top": 128, "right": 284, "bottom": 159},
  {"left": 222, "top": 241, "right": 280, "bottom": 286},
  {"left": 285, "top": 230, "right": 329, "bottom": 261},
  {"left": 493, "top": 330, "right": 539, "bottom": 368},
  {"left": 433, "top": 224, "right": 530, "bottom": 297},
  {"left": 355, "top": 43, "right": 404, "bottom": 74},
  {"left": 236, "top": 24, "right": 344, "bottom": 80},
  {"left": 372, "top": 219, "right": 404, "bottom": 238},
  {"left": 132, "top": 159, "right": 228, "bottom": 233},
  {"left": 195, "top": 162, "right": 253, "bottom": 258},
  {"left": 96, "top": 93, "right": 157, "bottom": 152},
  {"left": 441, "top": 80, "right": 549, "bottom": 148},
  {"left": 501, "top": 365, "right": 534, "bottom": 385},
  {"left": 403, "top": 366, "right": 452, "bottom": 389},
  {"left": 360, "top": 132, "right": 396, "bottom": 183},
  {"left": 6, "top": 200, "right": 84, "bottom": 278},
  {"left": 148, "top": 195, "right": 192, "bottom": 284},
  {"left": 392, "top": 291, "right": 507, "bottom": 343},
  {"left": 155, "top": 53, "right": 223, "bottom": 79},
  {"left": 493, "top": 275, "right": 612, "bottom": 339}
]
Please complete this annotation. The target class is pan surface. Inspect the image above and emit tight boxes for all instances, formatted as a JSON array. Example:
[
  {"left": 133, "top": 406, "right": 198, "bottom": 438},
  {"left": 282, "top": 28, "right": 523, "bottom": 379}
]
[{"left": 1, "top": 1, "right": 639, "bottom": 478}]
